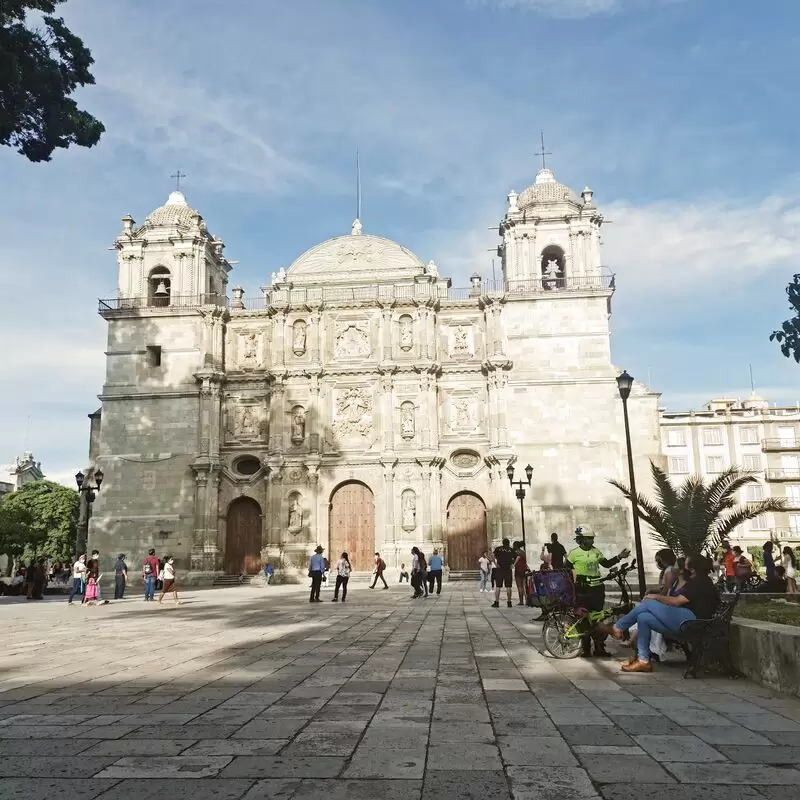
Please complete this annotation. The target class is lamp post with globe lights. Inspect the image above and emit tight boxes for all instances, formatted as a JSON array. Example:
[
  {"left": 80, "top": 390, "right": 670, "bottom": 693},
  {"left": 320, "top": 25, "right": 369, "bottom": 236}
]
[
  {"left": 506, "top": 462, "right": 533, "bottom": 558},
  {"left": 75, "top": 468, "right": 104, "bottom": 557},
  {"left": 616, "top": 371, "right": 647, "bottom": 598}
]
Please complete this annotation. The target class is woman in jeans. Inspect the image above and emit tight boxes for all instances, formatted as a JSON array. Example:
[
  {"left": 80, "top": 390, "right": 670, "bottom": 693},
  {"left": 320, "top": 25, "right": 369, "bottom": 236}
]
[
  {"left": 332, "top": 552, "right": 351, "bottom": 602},
  {"left": 600, "top": 554, "right": 720, "bottom": 673}
]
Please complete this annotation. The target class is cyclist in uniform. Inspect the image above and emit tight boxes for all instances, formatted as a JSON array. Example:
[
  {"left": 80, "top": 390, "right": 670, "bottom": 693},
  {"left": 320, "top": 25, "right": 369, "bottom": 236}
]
[
  {"left": 491, "top": 538, "right": 516, "bottom": 609},
  {"left": 566, "top": 526, "right": 630, "bottom": 658}
]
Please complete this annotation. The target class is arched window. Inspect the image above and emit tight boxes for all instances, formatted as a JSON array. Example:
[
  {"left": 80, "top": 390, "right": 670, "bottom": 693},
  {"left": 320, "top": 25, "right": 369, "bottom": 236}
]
[
  {"left": 148, "top": 266, "right": 171, "bottom": 307},
  {"left": 540, "top": 245, "right": 566, "bottom": 290}
]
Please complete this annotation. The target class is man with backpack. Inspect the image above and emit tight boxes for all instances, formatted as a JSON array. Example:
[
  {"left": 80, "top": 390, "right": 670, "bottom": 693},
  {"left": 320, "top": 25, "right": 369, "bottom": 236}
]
[
  {"left": 142, "top": 549, "right": 159, "bottom": 601},
  {"left": 370, "top": 552, "right": 389, "bottom": 589},
  {"left": 411, "top": 547, "right": 428, "bottom": 598}
]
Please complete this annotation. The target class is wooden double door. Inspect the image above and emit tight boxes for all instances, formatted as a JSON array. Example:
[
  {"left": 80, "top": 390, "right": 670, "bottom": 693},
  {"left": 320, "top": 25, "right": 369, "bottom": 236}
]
[
  {"left": 446, "top": 492, "right": 487, "bottom": 570},
  {"left": 225, "top": 497, "right": 262, "bottom": 574},
  {"left": 329, "top": 482, "right": 374, "bottom": 571}
]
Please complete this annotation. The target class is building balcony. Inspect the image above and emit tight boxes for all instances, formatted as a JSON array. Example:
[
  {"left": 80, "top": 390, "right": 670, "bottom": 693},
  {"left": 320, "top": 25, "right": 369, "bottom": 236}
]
[
  {"left": 99, "top": 294, "right": 227, "bottom": 316},
  {"left": 771, "top": 528, "right": 800, "bottom": 541},
  {"left": 762, "top": 438, "right": 800, "bottom": 451},
  {"left": 766, "top": 469, "right": 800, "bottom": 481}
]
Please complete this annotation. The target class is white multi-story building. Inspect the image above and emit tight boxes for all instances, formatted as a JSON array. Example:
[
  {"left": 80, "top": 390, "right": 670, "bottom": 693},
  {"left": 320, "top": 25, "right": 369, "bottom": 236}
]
[{"left": 660, "top": 397, "right": 800, "bottom": 545}]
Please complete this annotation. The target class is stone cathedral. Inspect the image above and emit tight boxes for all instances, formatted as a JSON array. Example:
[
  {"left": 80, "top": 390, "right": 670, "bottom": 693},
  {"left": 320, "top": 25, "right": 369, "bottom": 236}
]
[{"left": 88, "top": 164, "right": 662, "bottom": 579}]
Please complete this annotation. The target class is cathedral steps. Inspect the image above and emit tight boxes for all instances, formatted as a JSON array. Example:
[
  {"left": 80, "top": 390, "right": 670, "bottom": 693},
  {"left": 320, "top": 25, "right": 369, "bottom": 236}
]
[
  {"left": 212, "top": 575, "right": 255, "bottom": 587},
  {"left": 447, "top": 570, "right": 481, "bottom": 582}
]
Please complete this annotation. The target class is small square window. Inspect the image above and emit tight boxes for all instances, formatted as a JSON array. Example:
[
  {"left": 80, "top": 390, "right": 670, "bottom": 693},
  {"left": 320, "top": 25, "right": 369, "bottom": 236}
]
[
  {"left": 706, "top": 456, "right": 724, "bottom": 474},
  {"left": 746, "top": 484, "right": 764, "bottom": 502},
  {"left": 703, "top": 427, "right": 723, "bottom": 446},
  {"left": 790, "top": 514, "right": 800, "bottom": 532},
  {"left": 146, "top": 345, "right": 162, "bottom": 367},
  {"left": 750, "top": 514, "right": 768, "bottom": 531},
  {"left": 669, "top": 456, "right": 688, "bottom": 474},
  {"left": 666, "top": 429, "right": 686, "bottom": 447},
  {"left": 739, "top": 427, "right": 759, "bottom": 445},
  {"left": 742, "top": 454, "right": 762, "bottom": 471}
]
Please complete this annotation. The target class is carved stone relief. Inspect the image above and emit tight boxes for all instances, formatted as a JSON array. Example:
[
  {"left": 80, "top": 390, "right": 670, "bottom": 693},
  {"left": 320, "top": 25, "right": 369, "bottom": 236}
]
[
  {"left": 450, "top": 324, "right": 472, "bottom": 358},
  {"left": 401, "top": 488, "right": 417, "bottom": 531},
  {"left": 452, "top": 451, "right": 480, "bottom": 469},
  {"left": 233, "top": 405, "right": 262, "bottom": 439},
  {"left": 332, "top": 387, "right": 374, "bottom": 438},
  {"left": 399, "top": 315, "right": 414, "bottom": 352},
  {"left": 400, "top": 401, "right": 415, "bottom": 440},
  {"left": 448, "top": 396, "right": 478, "bottom": 433},
  {"left": 239, "top": 331, "right": 261, "bottom": 366},
  {"left": 292, "top": 320, "right": 307, "bottom": 356},
  {"left": 287, "top": 492, "right": 303, "bottom": 533},
  {"left": 334, "top": 321, "right": 371, "bottom": 359}
]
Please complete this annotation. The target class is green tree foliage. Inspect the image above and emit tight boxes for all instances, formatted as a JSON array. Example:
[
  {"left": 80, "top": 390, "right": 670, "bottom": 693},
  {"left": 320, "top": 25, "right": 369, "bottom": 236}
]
[
  {"left": 0, "top": 480, "right": 79, "bottom": 562},
  {"left": 771, "top": 273, "right": 800, "bottom": 363},
  {"left": 0, "top": 1, "right": 104, "bottom": 161},
  {"left": 610, "top": 462, "right": 786, "bottom": 557}
]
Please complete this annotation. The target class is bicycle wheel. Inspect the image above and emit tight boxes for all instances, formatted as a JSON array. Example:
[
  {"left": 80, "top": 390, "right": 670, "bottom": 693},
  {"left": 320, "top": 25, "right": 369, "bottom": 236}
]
[{"left": 543, "top": 611, "right": 584, "bottom": 659}]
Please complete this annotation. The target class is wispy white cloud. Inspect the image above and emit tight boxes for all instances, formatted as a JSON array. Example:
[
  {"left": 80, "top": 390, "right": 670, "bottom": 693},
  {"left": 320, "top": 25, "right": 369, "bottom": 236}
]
[{"left": 468, "top": 0, "right": 622, "bottom": 17}]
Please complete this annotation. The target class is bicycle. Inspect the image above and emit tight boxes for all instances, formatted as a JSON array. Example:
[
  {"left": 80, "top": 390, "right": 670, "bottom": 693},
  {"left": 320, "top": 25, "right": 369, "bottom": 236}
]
[{"left": 542, "top": 560, "right": 637, "bottom": 659}]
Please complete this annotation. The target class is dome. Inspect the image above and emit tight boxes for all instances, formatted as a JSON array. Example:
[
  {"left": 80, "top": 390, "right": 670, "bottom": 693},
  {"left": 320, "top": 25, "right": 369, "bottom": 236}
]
[
  {"left": 516, "top": 167, "right": 582, "bottom": 209},
  {"left": 141, "top": 191, "right": 204, "bottom": 231},
  {"left": 286, "top": 228, "right": 426, "bottom": 285}
]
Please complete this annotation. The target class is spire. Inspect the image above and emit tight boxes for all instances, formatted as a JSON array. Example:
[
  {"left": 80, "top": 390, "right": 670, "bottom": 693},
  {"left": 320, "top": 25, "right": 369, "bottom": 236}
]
[
  {"left": 534, "top": 131, "right": 552, "bottom": 171},
  {"left": 351, "top": 150, "right": 362, "bottom": 235}
]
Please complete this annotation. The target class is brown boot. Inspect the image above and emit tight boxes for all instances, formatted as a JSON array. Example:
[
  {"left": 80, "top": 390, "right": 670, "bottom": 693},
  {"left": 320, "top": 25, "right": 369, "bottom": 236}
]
[{"left": 621, "top": 658, "right": 653, "bottom": 673}]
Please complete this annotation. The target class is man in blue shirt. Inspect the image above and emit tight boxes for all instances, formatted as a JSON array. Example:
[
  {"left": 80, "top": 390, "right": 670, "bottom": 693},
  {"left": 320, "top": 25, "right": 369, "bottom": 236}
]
[
  {"left": 309, "top": 546, "right": 325, "bottom": 602},
  {"left": 427, "top": 549, "right": 444, "bottom": 596}
]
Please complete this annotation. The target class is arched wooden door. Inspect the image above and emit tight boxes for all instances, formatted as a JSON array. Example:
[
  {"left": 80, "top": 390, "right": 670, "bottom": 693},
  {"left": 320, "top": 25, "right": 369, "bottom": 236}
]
[
  {"left": 446, "top": 493, "right": 487, "bottom": 570},
  {"left": 225, "top": 497, "right": 262, "bottom": 574},
  {"left": 329, "top": 482, "right": 374, "bottom": 571}
]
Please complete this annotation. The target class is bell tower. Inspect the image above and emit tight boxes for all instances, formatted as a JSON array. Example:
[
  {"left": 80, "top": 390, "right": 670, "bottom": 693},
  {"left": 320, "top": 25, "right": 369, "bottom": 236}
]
[
  {"left": 114, "top": 190, "right": 230, "bottom": 305},
  {"left": 499, "top": 166, "right": 605, "bottom": 288}
]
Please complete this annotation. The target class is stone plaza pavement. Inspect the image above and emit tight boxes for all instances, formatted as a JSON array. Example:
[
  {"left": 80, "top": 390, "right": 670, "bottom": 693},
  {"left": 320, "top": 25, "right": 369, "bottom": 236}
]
[{"left": 2, "top": 581, "right": 800, "bottom": 800}]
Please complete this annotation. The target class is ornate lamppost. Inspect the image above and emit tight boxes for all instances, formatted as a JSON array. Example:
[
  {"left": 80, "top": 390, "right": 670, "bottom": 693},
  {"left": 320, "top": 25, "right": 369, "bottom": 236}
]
[
  {"left": 75, "top": 468, "right": 103, "bottom": 557},
  {"left": 506, "top": 462, "right": 533, "bottom": 557},
  {"left": 616, "top": 371, "right": 647, "bottom": 598}
]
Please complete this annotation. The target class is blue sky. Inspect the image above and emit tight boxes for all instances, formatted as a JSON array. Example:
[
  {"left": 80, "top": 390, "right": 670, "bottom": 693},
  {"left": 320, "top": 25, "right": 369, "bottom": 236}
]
[{"left": 2, "top": 0, "right": 799, "bottom": 484}]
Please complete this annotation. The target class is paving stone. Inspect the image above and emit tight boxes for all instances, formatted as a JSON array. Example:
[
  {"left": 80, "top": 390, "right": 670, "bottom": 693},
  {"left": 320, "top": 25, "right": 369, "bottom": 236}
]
[
  {"left": 482, "top": 679, "right": 529, "bottom": 691},
  {"left": 498, "top": 735, "right": 577, "bottom": 766},
  {"left": 578, "top": 754, "right": 675, "bottom": 784},
  {"left": 493, "top": 716, "right": 559, "bottom": 736},
  {"left": 612, "top": 716, "right": 691, "bottom": 736},
  {"left": 0, "top": 778, "right": 119, "bottom": 800},
  {"left": 633, "top": 734, "right": 726, "bottom": 762},
  {"left": 557, "top": 726, "right": 636, "bottom": 747},
  {"left": 507, "top": 766, "right": 599, "bottom": 800},
  {"left": 233, "top": 717, "right": 310, "bottom": 739},
  {"left": 432, "top": 703, "right": 489, "bottom": 722},
  {"left": 0, "top": 757, "right": 118, "bottom": 778},
  {"left": 427, "top": 742, "right": 503, "bottom": 770},
  {"left": 662, "top": 763, "right": 800, "bottom": 784},
  {"left": 294, "top": 779, "right": 422, "bottom": 799},
  {"left": 763, "top": 730, "right": 800, "bottom": 746},
  {"left": 220, "top": 755, "right": 346, "bottom": 778},
  {"left": 724, "top": 713, "right": 800, "bottom": 732},
  {"left": 95, "top": 755, "right": 232, "bottom": 778},
  {"left": 182, "top": 739, "right": 288, "bottom": 756},
  {"left": 344, "top": 747, "right": 426, "bottom": 779},
  {"left": 687, "top": 726, "right": 773, "bottom": 746},
  {"left": 599, "top": 786, "right": 766, "bottom": 800},
  {"left": 0, "top": 739, "right": 101, "bottom": 755},
  {"left": 124, "top": 724, "right": 238, "bottom": 740},
  {"left": 423, "top": 770, "right": 511, "bottom": 799},
  {"left": 95, "top": 780, "right": 257, "bottom": 800},
  {"left": 573, "top": 745, "right": 644, "bottom": 755},
  {"left": 715, "top": 745, "right": 800, "bottom": 764},
  {"left": 430, "top": 721, "right": 495, "bottom": 743},
  {"left": 82, "top": 739, "right": 194, "bottom": 756}
]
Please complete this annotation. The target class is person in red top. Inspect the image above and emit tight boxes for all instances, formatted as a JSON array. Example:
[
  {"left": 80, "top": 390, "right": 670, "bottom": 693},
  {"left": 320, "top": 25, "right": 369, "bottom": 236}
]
[
  {"left": 369, "top": 552, "right": 388, "bottom": 589},
  {"left": 513, "top": 540, "right": 529, "bottom": 607},
  {"left": 142, "top": 549, "right": 160, "bottom": 601},
  {"left": 721, "top": 541, "right": 737, "bottom": 593}
]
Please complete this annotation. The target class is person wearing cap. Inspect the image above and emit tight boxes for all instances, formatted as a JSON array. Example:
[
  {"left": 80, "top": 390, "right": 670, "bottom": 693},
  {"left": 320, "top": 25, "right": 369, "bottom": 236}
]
[
  {"left": 308, "top": 546, "right": 325, "bottom": 603},
  {"left": 566, "top": 526, "right": 630, "bottom": 657},
  {"left": 113, "top": 553, "right": 127, "bottom": 599}
]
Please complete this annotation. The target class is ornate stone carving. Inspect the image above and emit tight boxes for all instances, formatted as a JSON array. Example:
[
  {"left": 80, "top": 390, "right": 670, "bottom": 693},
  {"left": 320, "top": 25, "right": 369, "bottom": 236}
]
[
  {"left": 451, "top": 397, "right": 476, "bottom": 431},
  {"left": 286, "top": 466, "right": 304, "bottom": 483},
  {"left": 335, "top": 321, "right": 371, "bottom": 359},
  {"left": 401, "top": 489, "right": 416, "bottom": 531},
  {"left": 287, "top": 493, "right": 303, "bottom": 533},
  {"left": 235, "top": 405, "right": 261, "bottom": 438},
  {"left": 336, "top": 238, "right": 383, "bottom": 266},
  {"left": 291, "top": 406, "right": 306, "bottom": 444},
  {"left": 239, "top": 331, "right": 260, "bottom": 365},
  {"left": 452, "top": 451, "right": 480, "bottom": 469},
  {"left": 400, "top": 401, "right": 415, "bottom": 440},
  {"left": 399, "top": 315, "right": 413, "bottom": 352},
  {"left": 332, "top": 387, "right": 374, "bottom": 438},
  {"left": 451, "top": 325, "right": 471, "bottom": 358},
  {"left": 292, "top": 320, "right": 307, "bottom": 355}
]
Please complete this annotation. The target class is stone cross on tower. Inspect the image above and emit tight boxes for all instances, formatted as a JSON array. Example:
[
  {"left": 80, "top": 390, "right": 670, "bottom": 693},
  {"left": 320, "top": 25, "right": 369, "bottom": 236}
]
[
  {"left": 534, "top": 132, "right": 552, "bottom": 170},
  {"left": 170, "top": 170, "right": 187, "bottom": 192}
]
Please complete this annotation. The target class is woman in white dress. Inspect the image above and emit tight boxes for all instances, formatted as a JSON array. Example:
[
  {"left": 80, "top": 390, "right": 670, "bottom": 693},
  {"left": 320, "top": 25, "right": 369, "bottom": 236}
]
[{"left": 782, "top": 547, "right": 797, "bottom": 594}]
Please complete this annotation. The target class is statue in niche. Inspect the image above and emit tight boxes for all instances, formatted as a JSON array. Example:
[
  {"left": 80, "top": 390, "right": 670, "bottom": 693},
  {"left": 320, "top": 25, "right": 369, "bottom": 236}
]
[
  {"left": 292, "top": 320, "right": 307, "bottom": 355},
  {"left": 543, "top": 258, "right": 561, "bottom": 289},
  {"left": 291, "top": 407, "right": 306, "bottom": 443},
  {"left": 288, "top": 496, "right": 302, "bottom": 533},
  {"left": 241, "top": 332, "right": 257, "bottom": 362},
  {"left": 453, "top": 325, "right": 470, "bottom": 356},
  {"left": 238, "top": 406, "right": 258, "bottom": 438},
  {"left": 399, "top": 316, "right": 413, "bottom": 351},
  {"left": 400, "top": 402, "right": 415, "bottom": 440},
  {"left": 401, "top": 490, "right": 416, "bottom": 531},
  {"left": 454, "top": 398, "right": 472, "bottom": 429}
]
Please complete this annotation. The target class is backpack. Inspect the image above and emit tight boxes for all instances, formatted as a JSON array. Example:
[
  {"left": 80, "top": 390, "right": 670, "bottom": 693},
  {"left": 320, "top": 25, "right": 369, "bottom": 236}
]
[
  {"left": 418, "top": 555, "right": 427, "bottom": 571},
  {"left": 143, "top": 562, "right": 152, "bottom": 575},
  {"left": 378, "top": 558, "right": 386, "bottom": 571}
]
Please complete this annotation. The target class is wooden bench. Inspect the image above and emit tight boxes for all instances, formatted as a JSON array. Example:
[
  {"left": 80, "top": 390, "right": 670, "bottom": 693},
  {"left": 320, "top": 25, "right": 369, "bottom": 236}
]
[{"left": 678, "top": 594, "right": 739, "bottom": 679}]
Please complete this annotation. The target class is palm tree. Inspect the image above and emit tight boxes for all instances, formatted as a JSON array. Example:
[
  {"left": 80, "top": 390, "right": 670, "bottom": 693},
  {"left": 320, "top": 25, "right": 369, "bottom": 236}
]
[{"left": 610, "top": 462, "right": 786, "bottom": 557}]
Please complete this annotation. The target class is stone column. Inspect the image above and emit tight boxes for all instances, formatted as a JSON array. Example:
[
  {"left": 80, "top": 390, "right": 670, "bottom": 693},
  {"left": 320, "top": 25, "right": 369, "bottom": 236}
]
[
  {"left": 382, "top": 464, "right": 395, "bottom": 564},
  {"left": 274, "top": 311, "right": 286, "bottom": 369},
  {"left": 308, "top": 465, "right": 321, "bottom": 547},
  {"left": 487, "top": 373, "right": 499, "bottom": 448},
  {"left": 380, "top": 374, "right": 393, "bottom": 451},
  {"left": 206, "top": 471, "right": 221, "bottom": 568},
  {"left": 497, "top": 372, "right": 509, "bottom": 447},
  {"left": 269, "top": 379, "right": 285, "bottom": 451},
  {"left": 381, "top": 308, "right": 392, "bottom": 362},
  {"left": 419, "top": 373, "right": 431, "bottom": 450},
  {"left": 308, "top": 374, "right": 320, "bottom": 453},
  {"left": 421, "top": 464, "right": 432, "bottom": 543},
  {"left": 309, "top": 309, "right": 320, "bottom": 363},
  {"left": 505, "top": 233, "right": 515, "bottom": 283},
  {"left": 430, "top": 465, "right": 442, "bottom": 548},
  {"left": 426, "top": 374, "right": 439, "bottom": 448},
  {"left": 209, "top": 385, "right": 222, "bottom": 460},
  {"left": 567, "top": 230, "right": 577, "bottom": 281}
]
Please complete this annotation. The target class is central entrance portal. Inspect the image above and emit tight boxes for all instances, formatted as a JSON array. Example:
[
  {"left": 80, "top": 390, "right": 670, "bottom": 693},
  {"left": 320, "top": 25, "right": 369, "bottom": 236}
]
[
  {"left": 446, "top": 492, "right": 487, "bottom": 570},
  {"left": 329, "top": 482, "right": 375, "bottom": 571},
  {"left": 224, "top": 497, "right": 262, "bottom": 574}
]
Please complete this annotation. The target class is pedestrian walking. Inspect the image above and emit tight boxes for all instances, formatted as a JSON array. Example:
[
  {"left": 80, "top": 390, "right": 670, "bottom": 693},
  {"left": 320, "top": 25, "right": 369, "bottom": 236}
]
[
  {"left": 158, "top": 556, "right": 180, "bottom": 604},
  {"left": 84, "top": 563, "right": 99, "bottom": 606},
  {"left": 86, "top": 550, "right": 105, "bottom": 604},
  {"left": 399, "top": 563, "right": 410, "bottom": 583},
  {"left": 428, "top": 549, "right": 444, "bottom": 595},
  {"left": 411, "top": 547, "right": 428, "bottom": 598},
  {"left": 263, "top": 561, "right": 274, "bottom": 586},
  {"left": 491, "top": 538, "right": 515, "bottom": 608},
  {"left": 478, "top": 551, "right": 491, "bottom": 592},
  {"left": 332, "top": 552, "right": 351, "bottom": 602},
  {"left": 308, "top": 546, "right": 325, "bottom": 602},
  {"left": 763, "top": 541, "right": 776, "bottom": 580},
  {"left": 68, "top": 554, "right": 87, "bottom": 604},
  {"left": 513, "top": 541, "right": 528, "bottom": 606},
  {"left": 490, "top": 555, "right": 498, "bottom": 589},
  {"left": 142, "top": 549, "right": 159, "bottom": 601},
  {"left": 543, "top": 533, "right": 567, "bottom": 569},
  {"left": 369, "top": 552, "right": 389, "bottom": 589},
  {"left": 114, "top": 554, "right": 128, "bottom": 599},
  {"left": 783, "top": 547, "right": 797, "bottom": 594}
]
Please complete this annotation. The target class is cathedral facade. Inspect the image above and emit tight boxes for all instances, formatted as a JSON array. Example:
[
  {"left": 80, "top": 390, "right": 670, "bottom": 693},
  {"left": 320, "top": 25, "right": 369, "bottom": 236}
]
[{"left": 88, "top": 166, "right": 662, "bottom": 577}]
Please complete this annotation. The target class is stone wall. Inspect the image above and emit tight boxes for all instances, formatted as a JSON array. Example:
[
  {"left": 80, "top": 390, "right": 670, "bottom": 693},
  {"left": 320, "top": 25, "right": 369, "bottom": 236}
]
[{"left": 730, "top": 618, "right": 800, "bottom": 697}]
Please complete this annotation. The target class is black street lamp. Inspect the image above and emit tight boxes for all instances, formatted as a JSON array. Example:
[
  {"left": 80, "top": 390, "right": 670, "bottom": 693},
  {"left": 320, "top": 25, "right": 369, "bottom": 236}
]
[
  {"left": 507, "top": 462, "right": 533, "bottom": 557},
  {"left": 616, "top": 371, "right": 647, "bottom": 598},
  {"left": 75, "top": 468, "right": 104, "bottom": 557}
]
